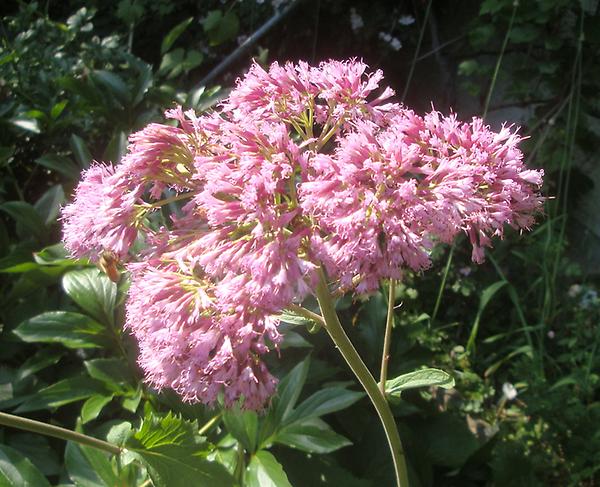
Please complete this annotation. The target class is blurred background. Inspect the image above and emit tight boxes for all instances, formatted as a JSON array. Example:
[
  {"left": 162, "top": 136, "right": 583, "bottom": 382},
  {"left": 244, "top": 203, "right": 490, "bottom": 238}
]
[{"left": 0, "top": 1, "right": 599, "bottom": 486}]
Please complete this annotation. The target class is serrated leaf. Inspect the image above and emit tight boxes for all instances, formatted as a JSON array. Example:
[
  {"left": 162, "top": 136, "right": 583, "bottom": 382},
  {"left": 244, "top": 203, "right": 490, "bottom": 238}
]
[
  {"left": 161, "top": 17, "right": 194, "bottom": 54},
  {"left": 0, "top": 445, "right": 51, "bottom": 486},
  {"left": 244, "top": 450, "right": 292, "bottom": 487},
  {"left": 62, "top": 269, "right": 117, "bottom": 326},
  {"left": 15, "top": 376, "right": 107, "bottom": 413},
  {"left": 35, "top": 154, "right": 81, "bottom": 179},
  {"left": 13, "top": 311, "right": 109, "bottom": 349},
  {"left": 275, "top": 417, "right": 352, "bottom": 454},
  {"left": 385, "top": 368, "right": 455, "bottom": 397},
  {"left": 129, "top": 412, "right": 235, "bottom": 487},
  {"left": 65, "top": 441, "right": 119, "bottom": 487},
  {"left": 81, "top": 394, "right": 113, "bottom": 424},
  {"left": 288, "top": 387, "right": 364, "bottom": 423}
]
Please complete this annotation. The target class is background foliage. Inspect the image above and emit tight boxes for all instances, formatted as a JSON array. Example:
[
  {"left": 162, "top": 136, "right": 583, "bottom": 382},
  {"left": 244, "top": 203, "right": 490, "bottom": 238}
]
[{"left": 1, "top": 0, "right": 599, "bottom": 485}]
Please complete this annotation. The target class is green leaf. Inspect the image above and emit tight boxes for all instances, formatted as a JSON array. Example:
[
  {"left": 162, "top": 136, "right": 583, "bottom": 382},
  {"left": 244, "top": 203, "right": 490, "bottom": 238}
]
[
  {"left": 222, "top": 408, "right": 258, "bottom": 453},
  {"left": 34, "top": 243, "right": 79, "bottom": 267},
  {"left": 84, "top": 358, "right": 132, "bottom": 390},
  {"left": 162, "top": 17, "right": 194, "bottom": 54},
  {"left": 90, "top": 70, "right": 130, "bottom": 105},
  {"left": 35, "top": 154, "right": 81, "bottom": 180},
  {"left": 62, "top": 269, "right": 117, "bottom": 326},
  {"left": 129, "top": 412, "right": 235, "bottom": 487},
  {"left": 467, "top": 281, "right": 507, "bottom": 354},
  {"left": 203, "top": 10, "right": 240, "bottom": 46},
  {"left": 65, "top": 441, "right": 119, "bottom": 487},
  {"left": 0, "top": 445, "right": 51, "bottom": 487},
  {"left": 50, "top": 100, "right": 69, "bottom": 120},
  {"left": 70, "top": 135, "right": 92, "bottom": 169},
  {"left": 81, "top": 394, "right": 114, "bottom": 424},
  {"left": 34, "top": 184, "right": 65, "bottom": 225},
  {"left": 275, "top": 417, "right": 351, "bottom": 454},
  {"left": 7, "top": 434, "right": 60, "bottom": 476},
  {"left": 272, "top": 356, "right": 310, "bottom": 423},
  {"left": 0, "top": 201, "right": 46, "bottom": 240},
  {"left": 13, "top": 311, "right": 109, "bottom": 349},
  {"left": 9, "top": 117, "right": 41, "bottom": 134},
  {"left": 103, "top": 131, "right": 128, "bottom": 163},
  {"left": 158, "top": 48, "right": 184, "bottom": 77},
  {"left": 288, "top": 387, "right": 364, "bottom": 423},
  {"left": 244, "top": 450, "right": 292, "bottom": 487},
  {"left": 15, "top": 376, "right": 107, "bottom": 413},
  {"left": 16, "top": 349, "right": 63, "bottom": 381},
  {"left": 385, "top": 368, "right": 455, "bottom": 397}
]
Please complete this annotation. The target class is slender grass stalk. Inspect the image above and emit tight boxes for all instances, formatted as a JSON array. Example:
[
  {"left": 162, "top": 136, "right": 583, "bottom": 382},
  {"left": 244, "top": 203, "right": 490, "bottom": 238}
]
[
  {"left": 380, "top": 279, "right": 396, "bottom": 396},
  {"left": 482, "top": 0, "right": 519, "bottom": 119},
  {"left": 430, "top": 244, "right": 454, "bottom": 327},
  {"left": 401, "top": 0, "right": 433, "bottom": 102},
  {"left": 0, "top": 412, "right": 121, "bottom": 455},
  {"left": 314, "top": 268, "right": 409, "bottom": 487}
]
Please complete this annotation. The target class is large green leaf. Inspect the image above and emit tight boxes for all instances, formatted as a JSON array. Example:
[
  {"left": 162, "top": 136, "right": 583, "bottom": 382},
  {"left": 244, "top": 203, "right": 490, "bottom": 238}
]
[
  {"left": 15, "top": 376, "right": 106, "bottom": 413},
  {"left": 0, "top": 201, "right": 46, "bottom": 240},
  {"left": 81, "top": 394, "right": 114, "bottom": 424},
  {"left": 34, "top": 185, "right": 65, "bottom": 226},
  {"left": 128, "top": 412, "right": 235, "bottom": 487},
  {"left": 222, "top": 408, "right": 258, "bottom": 453},
  {"left": 244, "top": 450, "right": 292, "bottom": 487},
  {"left": 70, "top": 135, "right": 92, "bottom": 169},
  {"left": 84, "top": 358, "right": 133, "bottom": 392},
  {"left": 275, "top": 417, "right": 352, "bottom": 454},
  {"left": 203, "top": 10, "right": 240, "bottom": 46},
  {"left": 35, "top": 154, "right": 81, "bottom": 180},
  {"left": 13, "top": 311, "right": 109, "bottom": 349},
  {"left": 8, "top": 434, "right": 60, "bottom": 476},
  {"left": 385, "top": 368, "right": 455, "bottom": 398},
  {"left": 62, "top": 269, "right": 117, "bottom": 326},
  {"left": 288, "top": 387, "right": 364, "bottom": 423},
  {"left": 272, "top": 356, "right": 311, "bottom": 423},
  {"left": 0, "top": 445, "right": 50, "bottom": 487},
  {"left": 90, "top": 70, "right": 130, "bottom": 105},
  {"left": 65, "top": 441, "right": 119, "bottom": 487},
  {"left": 161, "top": 17, "right": 194, "bottom": 54}
]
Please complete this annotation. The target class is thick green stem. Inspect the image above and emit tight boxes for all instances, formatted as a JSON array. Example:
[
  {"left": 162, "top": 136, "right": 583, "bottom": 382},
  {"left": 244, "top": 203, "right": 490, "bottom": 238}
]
[
  {"left": 314, "top": 269, "right": 409, "bottom": 487},
  {"left": 380, "top": 279, "right": 396, "bottom": 396},
  {"left": 0, "top": 412, "right": 121, "bottom": 455}
]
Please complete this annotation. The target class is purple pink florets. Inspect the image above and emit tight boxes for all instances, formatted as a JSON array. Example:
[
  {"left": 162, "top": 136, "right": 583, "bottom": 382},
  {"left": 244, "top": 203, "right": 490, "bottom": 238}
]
[{"left": 61, "top": 59, "right": 544, "bottom": 409}]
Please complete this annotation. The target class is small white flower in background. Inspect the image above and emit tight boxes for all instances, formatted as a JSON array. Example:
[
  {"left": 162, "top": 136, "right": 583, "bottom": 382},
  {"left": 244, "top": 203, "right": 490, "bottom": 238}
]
[
  {"left": 502, "top": 382, "right": 518, "bottom": 401},
  {"left": 398, "top": 14, "right": 415, "bottom": 26},
  {"left": 389, "top": 37, "right": 402, "bottom": 51},
  {"left": 459, "top": 266, "right": 472, "bottom": 276},
  {"left": 379, "top": 32, "right": 402, "bottom": 51},
  {"left": 547, "top": 330, "right": 555, "bottom": 339},
  {"left": 350, "top": 8, "right": 364, "bottom": 32},
  {"left": 580, "top": 289, "right": 598, "bottom": 309},
  {"left": 568, "top": 284, "right": 582, "bottom": 298}
]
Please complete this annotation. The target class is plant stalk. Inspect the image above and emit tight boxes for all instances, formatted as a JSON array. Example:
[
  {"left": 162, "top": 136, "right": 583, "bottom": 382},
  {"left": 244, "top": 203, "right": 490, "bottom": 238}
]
[
  {"left": 314, "top": 268, "right": 409, "bottom": 487},
  {"left": 380, "top": 279, "right": 396, "bottom": 396},
  {"left": 0, "top": 412, "right": 121, "bottom": 455}
]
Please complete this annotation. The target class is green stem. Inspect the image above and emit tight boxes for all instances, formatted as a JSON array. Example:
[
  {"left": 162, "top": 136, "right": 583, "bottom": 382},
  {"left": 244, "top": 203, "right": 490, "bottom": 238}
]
[
  {"left": 314, "top": 268, "right": 409, "bottom": 487},
  {"left": 430, "top": 244, "right": 454, "bottom": 327},
  {"left": 198, "top": 413, "right": 222, "bottom": 436},
  {"left": 0, "top": 412, "right": 121, "bottom": 455},
  {"left": 482, "top": 0, "right": 519, "bottom": 119},
  {"left": 401, "top": 0, "right": 433, "bottom": 102},
  {"left": 287, "top": 304, "right": 325, "bottom": 326},
  {"left": 380, "top": 279, "right": 396, "bottom": 396},
  {"left": 146, "top": 192, "right": 193, "bottom": 208}
]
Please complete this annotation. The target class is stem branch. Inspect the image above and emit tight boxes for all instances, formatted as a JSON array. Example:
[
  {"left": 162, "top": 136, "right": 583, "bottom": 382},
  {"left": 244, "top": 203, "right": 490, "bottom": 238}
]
[
  {"left": 380, "top": 279, "right": 396, "bottom": 396},
  {"left": 314, "top": 268, "right": 409, "bottom": 487},
  {"left": 0, "top": 412, "right": 121, "bottom": 455}
]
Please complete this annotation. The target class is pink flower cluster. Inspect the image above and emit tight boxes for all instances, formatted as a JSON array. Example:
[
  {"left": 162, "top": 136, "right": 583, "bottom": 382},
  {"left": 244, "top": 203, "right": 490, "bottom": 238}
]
[{"left": 62, "top": 59, "right": 543, "bottom": 409}]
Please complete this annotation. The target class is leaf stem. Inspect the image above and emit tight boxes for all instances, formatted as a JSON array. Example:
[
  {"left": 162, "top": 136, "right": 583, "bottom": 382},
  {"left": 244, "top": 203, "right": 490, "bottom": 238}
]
[
  {"left": 430, "top": 243, "right": 454, "bottom": 327},
  {"left": 286, "top": 304, "right": 325, "bottom": 326},
  {"left": 380, "top": 279, "right": 396, "bottom": 396},
  {"left": 314, "top": 268, "right": 409, "bottom": 487},
  {"left": 0, "top": 412, "right": 121, "bottom": 455}
]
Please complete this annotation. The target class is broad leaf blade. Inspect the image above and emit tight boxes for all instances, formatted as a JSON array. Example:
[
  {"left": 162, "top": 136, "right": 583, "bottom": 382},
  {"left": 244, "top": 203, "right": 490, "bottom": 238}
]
[
  {"left": 275, "top": 417, "right": 352, "bottom": 454},
  {"left": 13, "top": 311, "right": 109, "bottom": 349},
  {"left": 385, "top": 368, "right": 455, "bottom": 397},
  {"left": 65, "top": 441, "right": 119, "bottom": 487},
  {"left": 244, "top": 450, "right": 292, "bottom": 487},
  {"left": 0, "top": 445, "right": 50, "bottom": 486},
  {"left": 62, "top": 269, "right": 117, "bottom": 326},
  {"left": 288, "top": 387, "right": 364, "bottom": 423}
]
